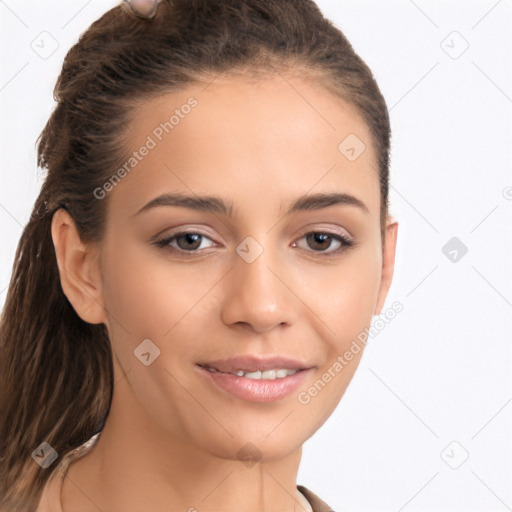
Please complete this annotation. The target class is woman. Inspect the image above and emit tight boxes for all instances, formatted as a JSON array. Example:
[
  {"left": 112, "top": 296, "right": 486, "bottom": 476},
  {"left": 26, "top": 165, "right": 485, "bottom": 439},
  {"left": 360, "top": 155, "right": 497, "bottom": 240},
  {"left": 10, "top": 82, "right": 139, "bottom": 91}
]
[{"left": 0, "top": 0, "right": 398, "bottom": 510}]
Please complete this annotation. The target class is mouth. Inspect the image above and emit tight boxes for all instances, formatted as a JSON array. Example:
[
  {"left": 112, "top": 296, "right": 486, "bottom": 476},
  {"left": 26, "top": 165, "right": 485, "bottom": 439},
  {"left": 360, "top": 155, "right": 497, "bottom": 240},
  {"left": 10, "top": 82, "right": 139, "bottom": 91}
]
[
  {"left": 198, "top": 364, "right": 302, "bottom": 380},
  {"left": 196, "top": 355, "right": 315, "bottom": 402}
]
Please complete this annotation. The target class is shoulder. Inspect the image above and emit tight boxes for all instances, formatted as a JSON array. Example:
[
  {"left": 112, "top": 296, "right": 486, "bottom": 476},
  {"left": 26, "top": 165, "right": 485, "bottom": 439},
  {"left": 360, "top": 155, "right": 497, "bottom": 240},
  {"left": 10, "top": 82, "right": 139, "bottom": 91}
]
[
  {"left": 298, "top": 484, "right": 336, "bottom": 512},
  {"left": 36, "top": 433, "right": 101, "bottom": 512}
]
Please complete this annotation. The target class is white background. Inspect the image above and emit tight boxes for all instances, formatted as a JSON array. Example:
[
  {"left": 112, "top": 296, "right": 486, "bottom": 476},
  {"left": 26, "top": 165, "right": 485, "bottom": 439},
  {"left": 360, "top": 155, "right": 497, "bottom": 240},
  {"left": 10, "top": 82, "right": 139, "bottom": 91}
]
[{"left": 1, "top": 1, "right": 511, "bottom": 511}]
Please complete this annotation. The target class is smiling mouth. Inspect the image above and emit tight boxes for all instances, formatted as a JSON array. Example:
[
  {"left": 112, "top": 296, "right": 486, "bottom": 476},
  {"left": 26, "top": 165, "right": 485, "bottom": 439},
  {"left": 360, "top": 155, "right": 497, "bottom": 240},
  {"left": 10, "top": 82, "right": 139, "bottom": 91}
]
[
  {"left": 196, "top": 356, "right": 314, "bottom": 402},
  {"left": 198, "top": 364, "right": 301, "bottom": 380}
]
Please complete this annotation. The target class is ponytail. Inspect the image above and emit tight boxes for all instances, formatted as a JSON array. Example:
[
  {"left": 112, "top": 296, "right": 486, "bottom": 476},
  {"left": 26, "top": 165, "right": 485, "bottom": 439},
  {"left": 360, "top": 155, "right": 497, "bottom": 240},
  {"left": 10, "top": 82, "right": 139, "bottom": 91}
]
[{"left": 0, "top": 197, "right": 113, "bottom": 511}]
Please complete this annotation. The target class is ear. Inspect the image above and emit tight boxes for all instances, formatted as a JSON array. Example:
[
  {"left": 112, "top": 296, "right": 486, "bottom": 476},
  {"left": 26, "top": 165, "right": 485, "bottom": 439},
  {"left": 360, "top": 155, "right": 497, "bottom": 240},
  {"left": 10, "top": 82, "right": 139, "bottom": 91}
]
[
  {"left": 374, "top": 217, "right": 399, "bottom": 316},
  {"left": 51, "top": 208, "right": 106, "bottom": 324}
]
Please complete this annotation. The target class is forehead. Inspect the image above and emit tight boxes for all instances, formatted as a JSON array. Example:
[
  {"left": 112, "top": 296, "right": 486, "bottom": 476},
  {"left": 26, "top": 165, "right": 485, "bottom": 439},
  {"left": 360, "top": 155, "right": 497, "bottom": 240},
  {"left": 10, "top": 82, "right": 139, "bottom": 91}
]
[{"left": 111, "top": 75, "right": 380, "bottom": 217}]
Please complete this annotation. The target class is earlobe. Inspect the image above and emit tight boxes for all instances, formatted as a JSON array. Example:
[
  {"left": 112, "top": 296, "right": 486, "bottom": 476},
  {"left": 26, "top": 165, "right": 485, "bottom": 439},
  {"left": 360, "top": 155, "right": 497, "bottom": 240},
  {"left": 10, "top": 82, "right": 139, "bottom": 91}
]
[
  {"left": 51, "top": 208, "right": 106, "bottom": 325},
  {"left": 374, "top": 219, "right": 399, "bottom": 316}
]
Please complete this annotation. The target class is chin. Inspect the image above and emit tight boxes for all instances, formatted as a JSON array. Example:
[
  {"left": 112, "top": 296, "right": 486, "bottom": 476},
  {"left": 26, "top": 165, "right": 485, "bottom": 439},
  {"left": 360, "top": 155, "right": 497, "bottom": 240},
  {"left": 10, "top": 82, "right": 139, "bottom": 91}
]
[{"left": 193, "top": 426, "right": 305, "bottom": 464}]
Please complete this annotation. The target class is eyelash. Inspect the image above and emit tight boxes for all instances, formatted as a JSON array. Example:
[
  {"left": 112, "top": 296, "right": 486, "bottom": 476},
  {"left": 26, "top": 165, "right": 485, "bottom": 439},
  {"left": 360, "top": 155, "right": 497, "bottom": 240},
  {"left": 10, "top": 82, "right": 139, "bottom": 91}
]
[{"left": 153, "top": 230, "right": 357, "bottom": 257}]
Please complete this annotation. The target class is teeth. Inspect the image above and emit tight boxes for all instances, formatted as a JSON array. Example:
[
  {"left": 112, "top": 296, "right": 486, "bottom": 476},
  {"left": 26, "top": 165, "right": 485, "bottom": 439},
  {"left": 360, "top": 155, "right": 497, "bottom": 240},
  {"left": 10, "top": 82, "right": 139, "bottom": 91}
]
[
  {"left": 245, "top": 368, "right": 298, "bottom": 379},
  {"left": 204, "top": 366, "right": 298, "bottom": 379},
  {"left": 244, "top": 370, "right": 262, "bottom": 379}
]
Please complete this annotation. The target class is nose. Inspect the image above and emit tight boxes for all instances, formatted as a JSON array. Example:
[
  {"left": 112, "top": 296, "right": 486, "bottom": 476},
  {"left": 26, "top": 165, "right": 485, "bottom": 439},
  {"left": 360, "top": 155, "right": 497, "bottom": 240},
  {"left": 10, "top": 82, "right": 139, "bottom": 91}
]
[{"left": 219, "top": 243, "right": 298, "bottom": 334}]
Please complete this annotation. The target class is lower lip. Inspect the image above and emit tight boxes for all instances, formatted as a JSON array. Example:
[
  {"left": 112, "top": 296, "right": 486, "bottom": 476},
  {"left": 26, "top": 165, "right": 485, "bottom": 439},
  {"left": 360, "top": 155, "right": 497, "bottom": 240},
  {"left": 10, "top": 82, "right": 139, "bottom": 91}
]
[{"left": 197, "top": 365, "right": 313, "bottom": 402}]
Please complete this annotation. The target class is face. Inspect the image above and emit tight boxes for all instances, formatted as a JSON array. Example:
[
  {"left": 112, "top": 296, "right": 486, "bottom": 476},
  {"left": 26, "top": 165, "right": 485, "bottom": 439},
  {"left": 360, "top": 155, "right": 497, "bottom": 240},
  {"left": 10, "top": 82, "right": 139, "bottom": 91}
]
[{"left": 92, "top": 74, "right": 397, "bottom": 461}]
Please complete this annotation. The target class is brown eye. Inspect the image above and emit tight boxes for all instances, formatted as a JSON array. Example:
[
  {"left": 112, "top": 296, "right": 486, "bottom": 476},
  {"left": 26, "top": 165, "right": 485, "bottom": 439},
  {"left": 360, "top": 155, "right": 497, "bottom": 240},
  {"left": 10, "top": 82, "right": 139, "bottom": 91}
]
[
  {"left": 155, "top": 231, "right": 216, "bottom": 252},
  {"left": 175, "top": 233, "right": 203, "bottom": 251},
  {"left": 305, "top": 232, "right": 334, "bottom": 251},
  {"left": 294, "top": 231, "right": 354, "bottom": 254}
]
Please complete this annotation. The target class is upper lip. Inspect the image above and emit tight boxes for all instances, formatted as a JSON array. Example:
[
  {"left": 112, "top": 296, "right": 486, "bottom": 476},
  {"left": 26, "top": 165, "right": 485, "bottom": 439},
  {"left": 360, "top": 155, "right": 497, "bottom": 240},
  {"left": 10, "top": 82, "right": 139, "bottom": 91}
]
[{"left": 198, "top": 355, "right": 314, "bottom": 373}]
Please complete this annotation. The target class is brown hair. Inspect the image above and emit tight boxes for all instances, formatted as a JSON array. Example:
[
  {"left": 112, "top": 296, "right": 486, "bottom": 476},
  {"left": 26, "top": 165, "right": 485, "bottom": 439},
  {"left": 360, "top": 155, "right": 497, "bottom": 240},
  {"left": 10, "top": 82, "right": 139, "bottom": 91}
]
[{"left": 0, "top": 0, "right": 391, "bottom": 509}]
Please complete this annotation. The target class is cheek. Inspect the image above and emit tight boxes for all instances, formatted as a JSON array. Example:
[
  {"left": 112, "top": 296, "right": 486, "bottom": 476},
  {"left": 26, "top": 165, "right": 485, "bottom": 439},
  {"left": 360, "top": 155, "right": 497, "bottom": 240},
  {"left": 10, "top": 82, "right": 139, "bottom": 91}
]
[
  {"left": 291, "top": 251, "right": 381, "bottom": 424},
  {"left": 290, "top": 246, "right": 382, "bottom": 347},
  {"left": 100, "top": 239, "right": 221, "bottom": 351}
]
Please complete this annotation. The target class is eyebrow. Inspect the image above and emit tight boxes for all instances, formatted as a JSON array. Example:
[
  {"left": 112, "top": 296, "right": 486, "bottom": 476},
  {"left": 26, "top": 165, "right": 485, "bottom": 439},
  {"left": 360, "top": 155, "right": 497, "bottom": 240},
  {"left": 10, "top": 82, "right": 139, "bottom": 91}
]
[{"left": 133, "top": 191, "right": 369, "bottom": 217}]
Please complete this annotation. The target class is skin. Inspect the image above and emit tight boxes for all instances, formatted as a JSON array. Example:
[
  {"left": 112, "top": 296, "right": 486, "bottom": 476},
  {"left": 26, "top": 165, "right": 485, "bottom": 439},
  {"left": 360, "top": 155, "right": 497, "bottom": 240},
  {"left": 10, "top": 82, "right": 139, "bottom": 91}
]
[{"left": 51, "top": 73, "right": 398, "bottom": 511}]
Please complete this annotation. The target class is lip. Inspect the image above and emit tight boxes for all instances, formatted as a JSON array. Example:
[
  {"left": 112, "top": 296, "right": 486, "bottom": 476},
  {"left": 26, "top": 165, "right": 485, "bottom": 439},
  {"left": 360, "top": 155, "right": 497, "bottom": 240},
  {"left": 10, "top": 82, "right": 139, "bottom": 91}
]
[
  {"left": 197, "top": 354, "right": 312, "bottom": 373},
  {"left": 196, "top": 355, "right": 315, "bottom": 403}
]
